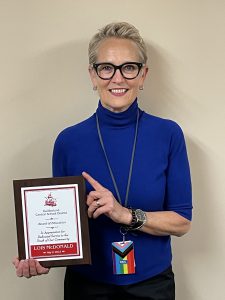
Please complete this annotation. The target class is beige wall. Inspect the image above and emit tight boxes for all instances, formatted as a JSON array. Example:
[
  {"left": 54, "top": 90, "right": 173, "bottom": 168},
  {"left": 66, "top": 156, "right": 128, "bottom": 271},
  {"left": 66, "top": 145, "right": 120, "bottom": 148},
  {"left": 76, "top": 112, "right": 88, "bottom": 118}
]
[{"left": 1, "top": 1, "right": 225, "bottom": 299}]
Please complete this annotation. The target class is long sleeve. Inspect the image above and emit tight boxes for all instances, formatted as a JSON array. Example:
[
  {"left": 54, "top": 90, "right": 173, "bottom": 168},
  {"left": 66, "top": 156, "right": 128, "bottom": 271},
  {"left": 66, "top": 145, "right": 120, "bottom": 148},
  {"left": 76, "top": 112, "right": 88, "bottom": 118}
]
[
  {"left": 52, "top": 132, "right": 67, "bottom": 177},
  {"left": 164, "top": 123, "right": 192, "bottom": 220}
]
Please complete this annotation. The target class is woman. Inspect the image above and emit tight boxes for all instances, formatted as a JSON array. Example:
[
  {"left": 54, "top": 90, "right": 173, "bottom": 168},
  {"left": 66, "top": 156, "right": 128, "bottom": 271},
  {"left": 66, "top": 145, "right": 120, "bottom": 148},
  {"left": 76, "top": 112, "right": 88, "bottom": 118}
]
[{"left": 13, "top": 22, "right": 192, "bottom": 300}]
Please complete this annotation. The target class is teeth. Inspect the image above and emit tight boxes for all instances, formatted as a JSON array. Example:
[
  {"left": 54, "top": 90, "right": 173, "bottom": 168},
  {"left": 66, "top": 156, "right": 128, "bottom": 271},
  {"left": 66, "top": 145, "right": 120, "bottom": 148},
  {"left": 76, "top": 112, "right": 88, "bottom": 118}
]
[{"left": 111, "top": 89, "right": 127, "bottom": 94}]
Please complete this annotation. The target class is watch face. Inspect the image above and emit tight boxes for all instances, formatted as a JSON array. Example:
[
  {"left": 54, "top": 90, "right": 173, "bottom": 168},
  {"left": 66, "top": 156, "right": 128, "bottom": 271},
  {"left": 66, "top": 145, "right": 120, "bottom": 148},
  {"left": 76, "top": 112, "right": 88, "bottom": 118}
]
[{"left": 135, "top": 209, "right": 146, "bottom": 221}]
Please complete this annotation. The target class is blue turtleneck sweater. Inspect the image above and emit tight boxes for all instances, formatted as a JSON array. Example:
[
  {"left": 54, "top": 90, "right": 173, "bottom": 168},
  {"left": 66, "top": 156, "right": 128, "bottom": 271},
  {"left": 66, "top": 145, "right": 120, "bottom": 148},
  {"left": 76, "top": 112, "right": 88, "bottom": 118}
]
[{"left": 52, "top": 99, "right": 192, "bottom": 285}]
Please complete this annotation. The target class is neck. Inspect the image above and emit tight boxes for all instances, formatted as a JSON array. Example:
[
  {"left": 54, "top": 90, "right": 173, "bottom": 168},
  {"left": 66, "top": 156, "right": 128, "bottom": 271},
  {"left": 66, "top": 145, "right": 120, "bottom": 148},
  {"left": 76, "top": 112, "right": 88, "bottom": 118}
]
[
  {"left": 100, "top": 103, "right": 133, "bottom": 113},
  {"left": 96, "top": 98, "right": 140, "bottom": 127}
]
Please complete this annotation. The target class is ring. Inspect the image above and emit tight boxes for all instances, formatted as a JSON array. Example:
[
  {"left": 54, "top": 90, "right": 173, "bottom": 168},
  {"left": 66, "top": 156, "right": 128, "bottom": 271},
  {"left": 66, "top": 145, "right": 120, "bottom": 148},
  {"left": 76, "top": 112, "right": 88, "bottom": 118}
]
[{"left": 96, "top": 200, "right": 101, "bottom": 207}]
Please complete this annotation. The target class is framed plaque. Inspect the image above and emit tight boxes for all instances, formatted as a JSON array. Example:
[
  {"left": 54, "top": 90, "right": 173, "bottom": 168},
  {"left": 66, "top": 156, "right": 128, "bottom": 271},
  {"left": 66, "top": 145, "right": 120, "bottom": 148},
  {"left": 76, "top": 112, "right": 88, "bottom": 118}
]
[{"left": 13, "top": 176, "right": 91, "bottom": 268}]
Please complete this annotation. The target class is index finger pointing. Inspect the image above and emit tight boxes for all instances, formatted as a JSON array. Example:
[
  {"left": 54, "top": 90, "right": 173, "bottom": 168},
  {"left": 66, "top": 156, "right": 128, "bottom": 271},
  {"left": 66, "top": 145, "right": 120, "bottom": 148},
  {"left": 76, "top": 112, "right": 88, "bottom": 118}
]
[{"left": 82, "top": 172, "right": 106, "bottom": 191}]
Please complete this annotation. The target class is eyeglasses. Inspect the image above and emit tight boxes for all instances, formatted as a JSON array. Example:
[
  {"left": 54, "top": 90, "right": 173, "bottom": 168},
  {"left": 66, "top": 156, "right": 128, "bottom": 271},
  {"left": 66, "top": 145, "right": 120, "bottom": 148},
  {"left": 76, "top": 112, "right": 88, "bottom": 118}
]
[{"left": 92, "top": 62, "right": 144, "bottom": 80}]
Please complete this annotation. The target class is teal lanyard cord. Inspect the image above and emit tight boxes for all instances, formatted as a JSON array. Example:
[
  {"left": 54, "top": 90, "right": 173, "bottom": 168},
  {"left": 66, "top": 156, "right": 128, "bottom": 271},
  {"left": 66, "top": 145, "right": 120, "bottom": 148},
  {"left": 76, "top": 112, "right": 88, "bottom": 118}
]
[{"left": 95, "top": 109, "right": 139, "bottom": 208}]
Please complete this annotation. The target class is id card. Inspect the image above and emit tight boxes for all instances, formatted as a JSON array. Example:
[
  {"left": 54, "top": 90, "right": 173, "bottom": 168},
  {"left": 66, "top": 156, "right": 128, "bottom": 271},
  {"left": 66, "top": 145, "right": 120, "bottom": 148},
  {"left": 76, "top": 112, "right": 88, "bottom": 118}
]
[{"left": 112, "top": 241, "right": 135, "bottom": 275}]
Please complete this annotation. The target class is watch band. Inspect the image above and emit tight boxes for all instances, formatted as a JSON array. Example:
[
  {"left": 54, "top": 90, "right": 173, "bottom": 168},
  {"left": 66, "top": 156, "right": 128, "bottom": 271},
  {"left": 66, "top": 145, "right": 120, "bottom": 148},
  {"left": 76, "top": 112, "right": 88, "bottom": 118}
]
[
  {"left": 123, "top": 208, "right": 147, "bottom": 231},
  {"left": 129, "top": 209, "right": 137, "bottom": 228}
]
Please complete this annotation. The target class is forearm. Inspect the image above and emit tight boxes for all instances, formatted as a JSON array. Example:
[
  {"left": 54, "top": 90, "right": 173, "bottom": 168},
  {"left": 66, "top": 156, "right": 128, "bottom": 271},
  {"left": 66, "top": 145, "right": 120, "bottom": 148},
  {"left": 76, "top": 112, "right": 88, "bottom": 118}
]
[
  {"left": 82, "top": 172, "right": 191, "bottom": 237},
  {"left": 139, "top": 211, "right": 191, "bottom": 237}
]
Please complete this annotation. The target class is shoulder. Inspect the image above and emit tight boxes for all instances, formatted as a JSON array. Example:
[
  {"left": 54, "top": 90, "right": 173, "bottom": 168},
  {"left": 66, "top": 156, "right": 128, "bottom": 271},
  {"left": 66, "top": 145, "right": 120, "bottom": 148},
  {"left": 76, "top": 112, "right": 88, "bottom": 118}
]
[
  {"left": 54, "top": 114, "right": 96, "bottom": 148},
  {"left": 141, "top": 111, "right": 184, "bottom": 138}
]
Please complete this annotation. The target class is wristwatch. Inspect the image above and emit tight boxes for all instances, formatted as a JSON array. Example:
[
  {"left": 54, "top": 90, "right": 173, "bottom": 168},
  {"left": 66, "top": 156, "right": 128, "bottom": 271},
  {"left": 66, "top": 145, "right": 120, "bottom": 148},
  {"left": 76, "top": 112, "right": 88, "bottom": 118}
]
[{"left": 125, "top": 208, "right": 147, "bottom": 231}]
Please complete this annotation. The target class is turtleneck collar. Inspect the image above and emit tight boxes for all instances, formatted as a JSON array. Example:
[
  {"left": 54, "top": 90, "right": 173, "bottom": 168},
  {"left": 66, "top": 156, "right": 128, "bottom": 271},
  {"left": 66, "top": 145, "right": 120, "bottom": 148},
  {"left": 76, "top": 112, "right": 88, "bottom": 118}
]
[{"left": 96, "top": 99, "right": 139, "bottom": 127}]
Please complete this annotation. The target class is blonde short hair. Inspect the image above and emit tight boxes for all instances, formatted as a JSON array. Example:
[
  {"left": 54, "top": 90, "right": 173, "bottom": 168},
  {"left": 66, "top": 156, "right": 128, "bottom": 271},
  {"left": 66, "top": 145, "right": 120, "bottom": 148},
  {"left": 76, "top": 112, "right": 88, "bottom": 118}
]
[{"left": 88, "top": 22, "right": 148, "bottom": 65}]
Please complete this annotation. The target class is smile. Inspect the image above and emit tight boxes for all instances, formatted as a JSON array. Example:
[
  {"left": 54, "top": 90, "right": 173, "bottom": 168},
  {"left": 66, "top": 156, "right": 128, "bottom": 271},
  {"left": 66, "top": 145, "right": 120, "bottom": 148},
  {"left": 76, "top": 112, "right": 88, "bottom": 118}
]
[{"left": 109, "top": 88, "right": 128, "bottom": 95}]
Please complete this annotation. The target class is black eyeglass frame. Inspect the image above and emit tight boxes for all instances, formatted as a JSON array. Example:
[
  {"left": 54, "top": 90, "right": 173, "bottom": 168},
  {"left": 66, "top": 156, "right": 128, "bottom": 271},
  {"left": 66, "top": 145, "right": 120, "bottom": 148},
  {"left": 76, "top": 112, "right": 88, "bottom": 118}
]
[{"left": 92, "top": 62, "right": 145, "bottom": 80}]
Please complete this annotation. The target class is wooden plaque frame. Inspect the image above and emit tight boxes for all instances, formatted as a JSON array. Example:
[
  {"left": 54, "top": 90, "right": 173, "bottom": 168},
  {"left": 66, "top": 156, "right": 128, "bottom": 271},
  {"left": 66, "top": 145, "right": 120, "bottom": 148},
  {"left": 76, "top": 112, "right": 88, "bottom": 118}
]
[{"left": 13, "top": 176, "right": 91, "bottom": 268}]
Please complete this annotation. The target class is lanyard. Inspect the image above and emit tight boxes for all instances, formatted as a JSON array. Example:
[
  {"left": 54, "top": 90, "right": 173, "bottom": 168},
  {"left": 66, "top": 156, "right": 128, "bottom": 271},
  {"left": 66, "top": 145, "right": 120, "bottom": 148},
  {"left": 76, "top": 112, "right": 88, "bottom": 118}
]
[{"left": 95, "top": 109, "right": 139, "bottom": 208}]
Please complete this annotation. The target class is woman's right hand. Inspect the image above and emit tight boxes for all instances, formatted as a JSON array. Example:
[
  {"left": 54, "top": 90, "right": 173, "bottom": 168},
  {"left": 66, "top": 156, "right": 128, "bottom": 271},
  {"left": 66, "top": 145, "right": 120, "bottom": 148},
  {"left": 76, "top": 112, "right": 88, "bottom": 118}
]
[{"left": 12, "top": 257, "right": 50, "bottom": 278}]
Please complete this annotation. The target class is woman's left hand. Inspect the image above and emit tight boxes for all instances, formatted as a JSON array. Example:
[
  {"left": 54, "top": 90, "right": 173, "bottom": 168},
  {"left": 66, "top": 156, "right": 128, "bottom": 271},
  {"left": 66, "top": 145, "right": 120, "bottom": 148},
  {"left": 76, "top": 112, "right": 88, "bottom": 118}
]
[{"left": 82, "top": 171, "right": 131, "bottom": 225}]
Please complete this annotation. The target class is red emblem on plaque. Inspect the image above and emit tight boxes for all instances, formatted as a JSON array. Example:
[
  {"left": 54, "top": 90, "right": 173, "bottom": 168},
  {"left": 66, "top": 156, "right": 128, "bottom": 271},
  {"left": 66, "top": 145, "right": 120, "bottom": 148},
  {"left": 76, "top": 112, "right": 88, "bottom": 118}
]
[{"left": 44, "top": 193, "right": 57, "bottom": 207}]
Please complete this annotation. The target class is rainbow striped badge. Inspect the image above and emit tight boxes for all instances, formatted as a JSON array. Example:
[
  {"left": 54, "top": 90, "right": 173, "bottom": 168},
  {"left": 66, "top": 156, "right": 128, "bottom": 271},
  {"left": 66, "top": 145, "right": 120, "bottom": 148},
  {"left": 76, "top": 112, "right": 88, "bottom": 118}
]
[{"left": 112, "top": 240, "right": 135, "bottom": 275}]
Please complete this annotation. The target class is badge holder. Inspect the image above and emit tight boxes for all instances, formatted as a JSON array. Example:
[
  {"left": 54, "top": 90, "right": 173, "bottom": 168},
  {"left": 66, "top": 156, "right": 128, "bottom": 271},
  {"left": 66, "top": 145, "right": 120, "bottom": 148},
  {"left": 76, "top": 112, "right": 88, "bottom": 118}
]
[{"left": 112, "top": 227, "right": 135, "bottom": 275}]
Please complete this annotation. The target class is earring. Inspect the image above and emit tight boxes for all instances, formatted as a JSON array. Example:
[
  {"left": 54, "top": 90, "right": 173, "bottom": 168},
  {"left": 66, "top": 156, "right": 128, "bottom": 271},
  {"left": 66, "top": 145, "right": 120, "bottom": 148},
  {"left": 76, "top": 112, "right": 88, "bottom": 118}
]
[
  {"left": 93, "top": 86, "right": 97, "bottom": 91},
  {"left": 139, "top": 86, "right": 144, "bottom": 90}
]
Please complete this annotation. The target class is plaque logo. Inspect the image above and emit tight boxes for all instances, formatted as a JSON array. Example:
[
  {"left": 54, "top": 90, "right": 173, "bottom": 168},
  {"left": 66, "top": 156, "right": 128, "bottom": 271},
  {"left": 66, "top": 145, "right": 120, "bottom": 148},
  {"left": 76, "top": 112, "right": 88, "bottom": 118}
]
[{"left": 44, "top": 193, "right": 57, "bottom": 207}]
